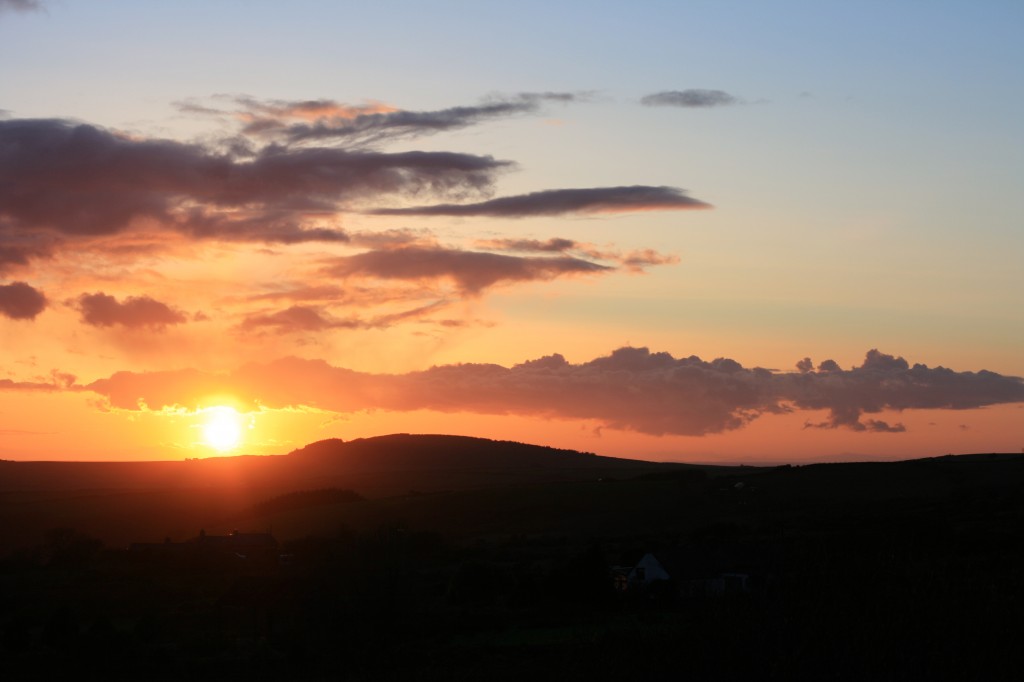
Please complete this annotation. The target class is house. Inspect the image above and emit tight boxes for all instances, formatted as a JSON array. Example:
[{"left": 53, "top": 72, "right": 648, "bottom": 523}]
[{"left": 627, "top": 546, "right": 757, "bottom": 597}]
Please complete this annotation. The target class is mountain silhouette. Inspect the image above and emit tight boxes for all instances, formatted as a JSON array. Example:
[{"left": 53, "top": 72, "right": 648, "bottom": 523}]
[{"left": 288, "top": 433, "right": 661, "bottom": 472}]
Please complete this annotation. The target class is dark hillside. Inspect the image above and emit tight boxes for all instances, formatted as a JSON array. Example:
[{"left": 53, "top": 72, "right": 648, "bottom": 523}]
[
  {"left": 2, "top": 445, "right": 1023, "bottom": 679},
  {"left": 0, "top": 434, "right": 705, "bottom": 552},
  {"left": 292, "top": 434, "right": 607, "bottom": 468}
]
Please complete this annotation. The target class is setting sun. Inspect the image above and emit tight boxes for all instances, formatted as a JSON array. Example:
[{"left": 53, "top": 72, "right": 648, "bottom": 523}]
[{"left": 201, "top": 406, "right": 243, "bottom": 452}]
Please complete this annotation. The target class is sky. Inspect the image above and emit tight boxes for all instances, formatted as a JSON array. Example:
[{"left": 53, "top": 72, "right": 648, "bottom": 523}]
[{"left": 1, "top": 0, "right": 1022, "bottom": 463}]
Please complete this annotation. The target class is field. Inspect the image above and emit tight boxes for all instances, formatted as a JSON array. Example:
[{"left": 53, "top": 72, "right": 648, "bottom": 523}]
[{"left": 2, "top": 436, "right": 1023, "bottom": 679}]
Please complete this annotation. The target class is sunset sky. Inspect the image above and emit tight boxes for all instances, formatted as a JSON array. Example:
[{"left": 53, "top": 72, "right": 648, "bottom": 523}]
[{"left": 1, "top": 0, "right": 1022, "bottom": 463}]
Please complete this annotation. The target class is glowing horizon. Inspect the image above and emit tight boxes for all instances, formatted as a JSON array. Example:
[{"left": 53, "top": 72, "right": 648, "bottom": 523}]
[{"left": 1, "top": 1, "right": 1021, "bottom": 463}]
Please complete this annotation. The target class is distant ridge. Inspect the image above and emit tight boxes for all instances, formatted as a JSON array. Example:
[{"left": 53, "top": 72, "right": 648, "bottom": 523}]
[
  {"left": 0, "top": 433, "right": 689, "bottom": 494},
  {"left": 287, "top": 433, "right": 651, "bottom": 472}
]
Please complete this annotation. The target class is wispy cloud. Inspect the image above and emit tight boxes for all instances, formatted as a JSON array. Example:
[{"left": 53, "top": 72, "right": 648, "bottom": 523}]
[
  {"left": 0, "top": 0, "right": 44, "bottom": 14},
  {"left": 326, "top": 245, "right": 612, "bottom": 295},
  {"left": 239, "top": 301, "right": 448, "bottom": 335},
  {"left": 0, "top": 370, "right": 75, "bottom": 392},
  {"left": 641, "top": 89, "right": 740, "bottom": 108},
  {"left": 368, "top": 185, "right": 710, "bottom": 217},
  {"left": 194, "top": 92, "right": 585, "bottom": 146},
  {"left": 476, "top": 237, "right": 679, "bottom": 271}
]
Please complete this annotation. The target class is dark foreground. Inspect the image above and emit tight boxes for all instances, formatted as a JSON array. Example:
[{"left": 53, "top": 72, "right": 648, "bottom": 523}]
[{"left": 2, "top": 442, "right": 1023, "bottom": 680}]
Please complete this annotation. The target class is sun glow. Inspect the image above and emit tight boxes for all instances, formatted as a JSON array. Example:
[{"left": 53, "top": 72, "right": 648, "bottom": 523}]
[{"left": 201, "top": 406, "right": 244, "bottom": 452}]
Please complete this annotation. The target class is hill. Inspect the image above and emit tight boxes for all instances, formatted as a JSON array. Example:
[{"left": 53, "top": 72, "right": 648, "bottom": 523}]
[
  {"left": 3, "top": 445, "right": 1023, "bottom": 679},
  {"left": 0, "top": 433, "right": 711, "bottom": 494},
  {"left": 0, "top": 434, "right": 704, "bottom": 552},
  {"left": 3, "top": 435, "right": 1021, "bottom": 555}
]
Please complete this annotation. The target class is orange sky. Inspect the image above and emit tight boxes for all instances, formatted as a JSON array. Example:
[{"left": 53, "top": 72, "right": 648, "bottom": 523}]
[{"left": 1, "top": 2, "right": 1022, "bottom": 463}]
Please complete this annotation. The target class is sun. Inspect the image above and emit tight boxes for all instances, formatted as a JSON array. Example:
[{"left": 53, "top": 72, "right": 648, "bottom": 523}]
[{"left": 201, "top": 406, "right": 244, "bottom": 452}]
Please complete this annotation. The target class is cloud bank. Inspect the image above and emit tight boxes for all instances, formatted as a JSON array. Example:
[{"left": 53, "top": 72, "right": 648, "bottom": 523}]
[
  {"left": 81, "top": 348, "right": 1024, "bottom": 436},
  {"left": 0, "top": 118, "right": 507, "bottom": 251}
]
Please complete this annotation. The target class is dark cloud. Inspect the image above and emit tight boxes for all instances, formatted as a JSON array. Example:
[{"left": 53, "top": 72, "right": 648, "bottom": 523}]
[
  {"left": 0, "top": 234, "right": 56, "bottom": 272},
  {"left": 83, "top": 348, "right": 1024, "bottom": 436},
  {"left": 641, "top": 89, "right": 740, "bottom": 108},
  {"left": 784, "top": 349, "right": 1024, "bottom": 432},
  {"left": 74, "top": 292, "right": 188, "bottom": 329},
  {"left": 0, "top": 281, "right": 46, "bottom": 320},
  {"left": 326, "top": 246, "right": 612, "bottom": 294},
  {"left": 0, "top": 118, "right": 507, "bottom": 252},
  {"left": 368, "top": 185, "right": 710, "bottom": 217}
]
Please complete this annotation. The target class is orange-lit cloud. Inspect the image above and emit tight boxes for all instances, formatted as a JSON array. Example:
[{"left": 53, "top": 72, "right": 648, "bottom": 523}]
[
  {"left": 231, "top": 96, "right": 398, "bottom": 137},
  {"left": 178, "top": 92, "right": 584, "bottom": 147},
  {"left": 278, "top": 92, "right": 584, "bottom": 145},
  {"left": 238, "top": 301, "right": 448, "bottom": 335},
  {"left": 476, "top": 237, "right": 679, "bottom": 271},
  {"left": 73, "top": 292, "right": 188, "bottom": 329},
  {"left": 79, "top": 348, "right": 1024, "bottom": 436}
]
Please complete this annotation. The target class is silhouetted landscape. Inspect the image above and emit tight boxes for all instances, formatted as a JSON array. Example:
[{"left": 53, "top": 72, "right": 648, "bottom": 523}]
[{"left": 2, "top": 434, "right": 1023, "bottom": 679}]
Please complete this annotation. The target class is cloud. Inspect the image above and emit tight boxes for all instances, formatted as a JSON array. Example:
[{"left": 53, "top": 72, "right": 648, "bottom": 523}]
[
  {"left": 476, "top": 237, "right": 579, "bottom": 253},
  {"left": 617, "top": 249, "right": 680, "bottom": 272},
  {"left": 239, "top": 301, "right": 450, "bottom": 335},
  {"left": 641, "top": 89, "right": 740, "bottom": 108},
  {"left": 0, "top": 118, "right": 508, "bottom": 253},
  {"left": 73, "top": 292, "right": 188, "bottom": 329},
  {"left": 368, "top": 185, "right": 710, "bottom": 217},
  {"left": 261, "top": 92, "right": 583, "bottom": 146},
  {"left": 239, "top": 305, "right": 341, "bottom": 333},
  {"left": 0, "top": 233, "right": 56, "bottom": 273},
  {"left": 0, "top": 370, "right": 76, "bottom": 392},
  {"left": 782, "top": 349, "right": 1024, "bottom": 432},
  {"left": 475, "top": 237, "right": 678, "bottom": 272},
  {"left": 0, "top": 0, "right": 43, "bottom": 13},
  {"left": 325, "top": 246, "right": 612, "bottom": 294},
  {"left": 0, "top": 281, "right": 46, "bottom": 319},
  {"left": 347, "top": 228, "right": 437, "bottom": 249},
  {"left": 83, "top": 348, "right": 1024, "bottom": 436},
  {"left": 231, "top": 96, "right": 397, "bottom": 138}
]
